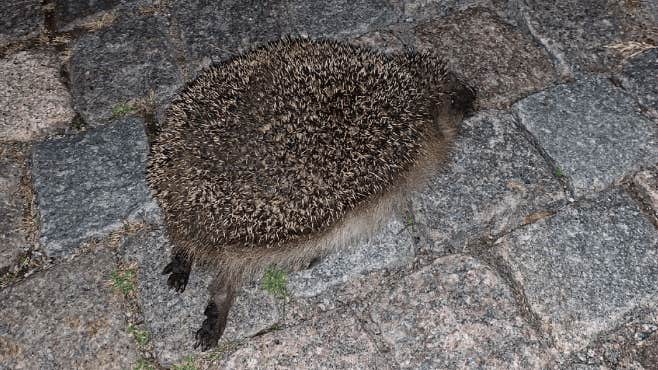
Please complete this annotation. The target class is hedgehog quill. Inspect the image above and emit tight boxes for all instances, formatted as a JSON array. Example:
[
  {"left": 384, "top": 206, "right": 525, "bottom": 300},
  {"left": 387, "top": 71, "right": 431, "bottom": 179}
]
[{"left": 147, "top": 38, "right": 475, "bottom": 350}]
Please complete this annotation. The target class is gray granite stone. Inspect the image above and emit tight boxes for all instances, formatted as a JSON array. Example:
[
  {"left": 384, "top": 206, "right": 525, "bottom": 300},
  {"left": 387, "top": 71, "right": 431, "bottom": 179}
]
[
  {"left": 0, "top": 51, "right": 75, "bottom": 142},
  {"left": 32, "top": 118, "right": 159, "bottom": 258},
  {"left": 412, "top": 7, "right": 557, "bottom": 109},
  {"left": 568, "top": 304, "right": 658, "bottom": 369},
  {"left": 170, "top": 0, "right": 399, "bottom": 64},
  {"left": 0, "top": 0, "right": 43, "bottom": 46},
  {"left": 288, "top": 215, "right": 415, "bottom": 298},
  {"left": 169, "top": 0, "right": 287, "bottom": 63},
  {"left": 350, "top": 27, "right": 407, "bottom": 54},
  {"left": 285, "top": 0, "right": 399, "bottom": 39},
  {"left": 69, "top": 14, "right": 182, "bottom": 124},
  {"left": 514, "top": 76, "right": 658, "bottom": 197},
  {"left": 411, "top": 111, "right": 564, "bottom": 253},
  {"left": 633, "top": 167, "right": 658, "bottom": 221},
  {"left": 53, "top": 0, "right": 122, "bottom": 31},
  {"left": 620, "top": 48, "right": 658, "bottom": 119},
  {"left": 390, "top": 0, "right": 485, "bottom": 22},
  {"left": 215, "top": 309, "right": 384, "bottom": 369},
  {"left": 495, "top": 189, "right": 658, "bottom": 352},
  {"left": 0, "top": 247, "right": 139, "bottom": 369},
  {"left": 356, "top": 254, "right": 552, "bottom": 368},
  {"left": 0, "top": 145, "right": 28, "bottom": 274},
  {"left": 520, "top": 0, "right": 658, "bottom": 75},
  {"left": 119, "top": 228, "right": 279, "bottom": 366}
]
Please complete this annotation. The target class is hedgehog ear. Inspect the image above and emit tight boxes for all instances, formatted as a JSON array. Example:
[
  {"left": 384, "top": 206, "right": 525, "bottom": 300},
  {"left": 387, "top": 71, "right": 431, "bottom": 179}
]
[{"left": 450, "top": 84, "right": 476, "bottom": 116}]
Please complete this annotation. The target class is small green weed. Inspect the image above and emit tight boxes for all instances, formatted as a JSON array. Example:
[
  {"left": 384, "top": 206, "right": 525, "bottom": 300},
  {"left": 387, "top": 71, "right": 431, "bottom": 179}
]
[
  {"left": 172, "top": 356, "right": 197, "bottom": 370},
  {"left": 111, "top": 269, "right": 136, "bottom": 295},
  {"left": 133, "top": 358, "right": 155, "bottom": 370},
  {"left": 111, "top": 102, "right": 135, "bottom": 118},
  {"left": 262, "top": 266, "right": 288, "bottom": 299},
  {"left": 128, "top": 324, "right": 150, "bottom": 347},
  {"left": 554, "top": 167, "right": 564, "bottom": 178}
]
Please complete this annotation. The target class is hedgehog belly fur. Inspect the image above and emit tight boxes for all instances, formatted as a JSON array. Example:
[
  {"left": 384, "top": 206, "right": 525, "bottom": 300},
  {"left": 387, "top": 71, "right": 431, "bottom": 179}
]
[{"left": 147, "top": 38, "right": 474, "bottom": 285}]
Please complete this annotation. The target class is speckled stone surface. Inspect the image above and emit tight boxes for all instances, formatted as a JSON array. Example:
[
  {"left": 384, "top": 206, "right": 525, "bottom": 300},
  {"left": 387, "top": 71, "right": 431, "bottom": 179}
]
[
  {"left": 0, "top": 51, "right": 74, "bottom": 142},
  {"left": 0, "top": 247, "right": 139, "bottom": 369},
  {"left": 0, "top": 145, "right": 28, "bottom": 274},
  {"left": 288, "top": 215, "right": 415, "bottom": 298},
  {"left": 355, "top": 254, "right": 554, "bottom": 368},
  {"left": 215, "top": 310, "right": 384, "bottom": 369},
  {"left": 413, "top": 7, "right": 557, "bottom": 108},
  {"left": 32, "top": 118, "right": 159, "bottom": 257},
  {"left": 69, "top": 14, "right": 182, "bottom": 125},
  {"left": 514, "top": 76, "right": 657, "bottom": 197},
  {"left": 567, "top": 304, "right": 658, "bottom": 369},
  {"left": 496, "top": 189, "right": 658, "bottom": 352},
  {"left": 411, "top": 111, "right": 564, "bottom": 253},
  {"left": 519, "top": 0, "right": 658, "bottom": 75},
  {"left": 0, "top": 0, "right": 43, "bottom": 46},
  {"left": 620, "top": 48, "right": 658, "bottom": 119},
  {"left": 52, "top": 0, "right": 122, "bottom": 31},
  {"left": 633, "top": 167, "right": 658, "bottom": 220},
  {"left": 4, "top": 1, "right": 658, "bottom": 368}
]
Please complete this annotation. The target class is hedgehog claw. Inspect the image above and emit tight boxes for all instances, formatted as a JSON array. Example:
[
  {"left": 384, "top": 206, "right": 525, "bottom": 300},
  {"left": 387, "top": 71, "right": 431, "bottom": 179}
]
[
  {"left": 167, "top": 272, "right": 189, "bottom": 292},
  {"left": 194, "top": 317, "right": 219, "bottom": 351},
  {"left": 162, "top": 253, "right": 192, "bottom": 293}
]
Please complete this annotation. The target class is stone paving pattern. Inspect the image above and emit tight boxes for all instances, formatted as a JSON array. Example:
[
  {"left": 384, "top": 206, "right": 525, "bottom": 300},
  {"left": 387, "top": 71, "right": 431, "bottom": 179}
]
[{"left": 0, "top": 0, "right": 657, "bottom": 369}]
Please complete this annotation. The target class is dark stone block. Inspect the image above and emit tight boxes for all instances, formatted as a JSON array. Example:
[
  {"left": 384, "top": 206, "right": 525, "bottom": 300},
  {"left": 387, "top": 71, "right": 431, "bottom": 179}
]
[
  {"left": 69, "top": 15, "right": 182, "bottom": 124},
  {"left": 32, "top": 118, "right": 159, "bottom": 257},
  {"left": 0, "top": 0, "right": 44, "bottom": 46},
  {"left": 53, "top": 0, "right": 122, "bottom": 30}
]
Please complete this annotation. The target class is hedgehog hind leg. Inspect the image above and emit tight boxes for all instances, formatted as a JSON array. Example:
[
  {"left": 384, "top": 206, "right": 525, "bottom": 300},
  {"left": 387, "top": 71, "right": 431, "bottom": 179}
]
[
  {"left": 194, "top": 274, "right": 235, "bottom": 351},
  {"left": 162, "top": 250, "right": 192, "bottom": 293}
]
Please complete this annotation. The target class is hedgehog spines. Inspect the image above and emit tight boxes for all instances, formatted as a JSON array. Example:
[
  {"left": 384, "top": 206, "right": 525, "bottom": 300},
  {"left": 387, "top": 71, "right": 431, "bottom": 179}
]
[{"left": 148, "top": 38, "right": 475, "bottom": 280}]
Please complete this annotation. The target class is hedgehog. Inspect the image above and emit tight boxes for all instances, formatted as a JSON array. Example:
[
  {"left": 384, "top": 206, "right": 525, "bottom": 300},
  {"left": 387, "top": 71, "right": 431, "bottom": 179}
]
[{"left": 147, "top": 38, "right": 475, "bottom": 350}]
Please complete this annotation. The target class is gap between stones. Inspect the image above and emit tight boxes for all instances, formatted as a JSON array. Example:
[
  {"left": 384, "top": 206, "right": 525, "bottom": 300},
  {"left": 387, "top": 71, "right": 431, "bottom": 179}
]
[
  {"left": 512, "top": 0, "right": 574, "bottom": 81},
  {"left": 509, "top": 109, "right": 576, "bottom": 199}
]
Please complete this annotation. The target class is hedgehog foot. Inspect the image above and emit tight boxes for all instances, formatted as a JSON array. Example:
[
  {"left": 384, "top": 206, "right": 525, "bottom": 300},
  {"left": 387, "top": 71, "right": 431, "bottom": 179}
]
[
  {"left": 162, "top": 252, "right": 192, "bottom": 293},
  {"left": 194, "top": 276, "right": 235, "bottom": 351}
]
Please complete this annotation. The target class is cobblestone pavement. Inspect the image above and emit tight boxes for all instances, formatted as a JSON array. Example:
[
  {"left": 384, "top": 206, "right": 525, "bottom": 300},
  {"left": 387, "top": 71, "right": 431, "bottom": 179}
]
[{"left": 1, "top": 1, "right": 657, "bottom": 369}]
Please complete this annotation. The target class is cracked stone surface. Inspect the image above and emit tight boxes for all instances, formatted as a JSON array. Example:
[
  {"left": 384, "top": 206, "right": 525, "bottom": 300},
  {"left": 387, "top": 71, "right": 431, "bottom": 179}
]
[
  {"left": 495, "top": 188, "right": 658, "bottom": 352},
  {"left": 288, "top": 215, "right": 415, "bottom": 298},
  {"left": 514, "top": 76, "right": 658, "bottom": 197},
  {"left": 169, "top": 0, "right": 287, "bottom": 63},
  {"left": 170, "top": 0, "right": 399, "bottom": 64},
  {"left": 413, "top": 7, "right": 557, "bottom": 108},
  {"left": 519, "top": 0, "right": 658, "bottom": 75},
  {"left": 633, "top": 167, "right": 658, "bottom": 221},
  {"left": 0, "top": 0, "right": 44, "bottom": 46},
  {"left": 285, "top": 0, "right": 399, "bottom": 39},
  {"left": 567, "top": 304, "right": 658, "bottom": 369},
  {"left": 620, "top": 48, "right": 658, "bottom": 119},
  {"left": 32, "top": 118, "right": 159, "bottom": 257},
  {"left": 52, "top": 0, "right": 122, "bottom": 31},
  {"left": 355, "top": 254, "right": 553, "bottom": 368},
  {"left": 0, "top": 145, "right": 28, "bottom": 274},
  {"left": 0, "top": 50, "right": 75, "bottom": 142},
  {"left": 391, "top": 0, "right": 486, "bottom": 22},
  {"left": 5, "top": 1, "right": 658, "bottom": 369},
  {"left": 411, "top": 111, "right": 564, "bottom": 253},
  {"left": 215, "top": 309, "right": 383, "bottom": 369},
  {"left": 0, "top": 247, "right": 139, "bottom": 369},
  {"left": 69, "top": 14, "right": 182, "bottom": 125}
]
